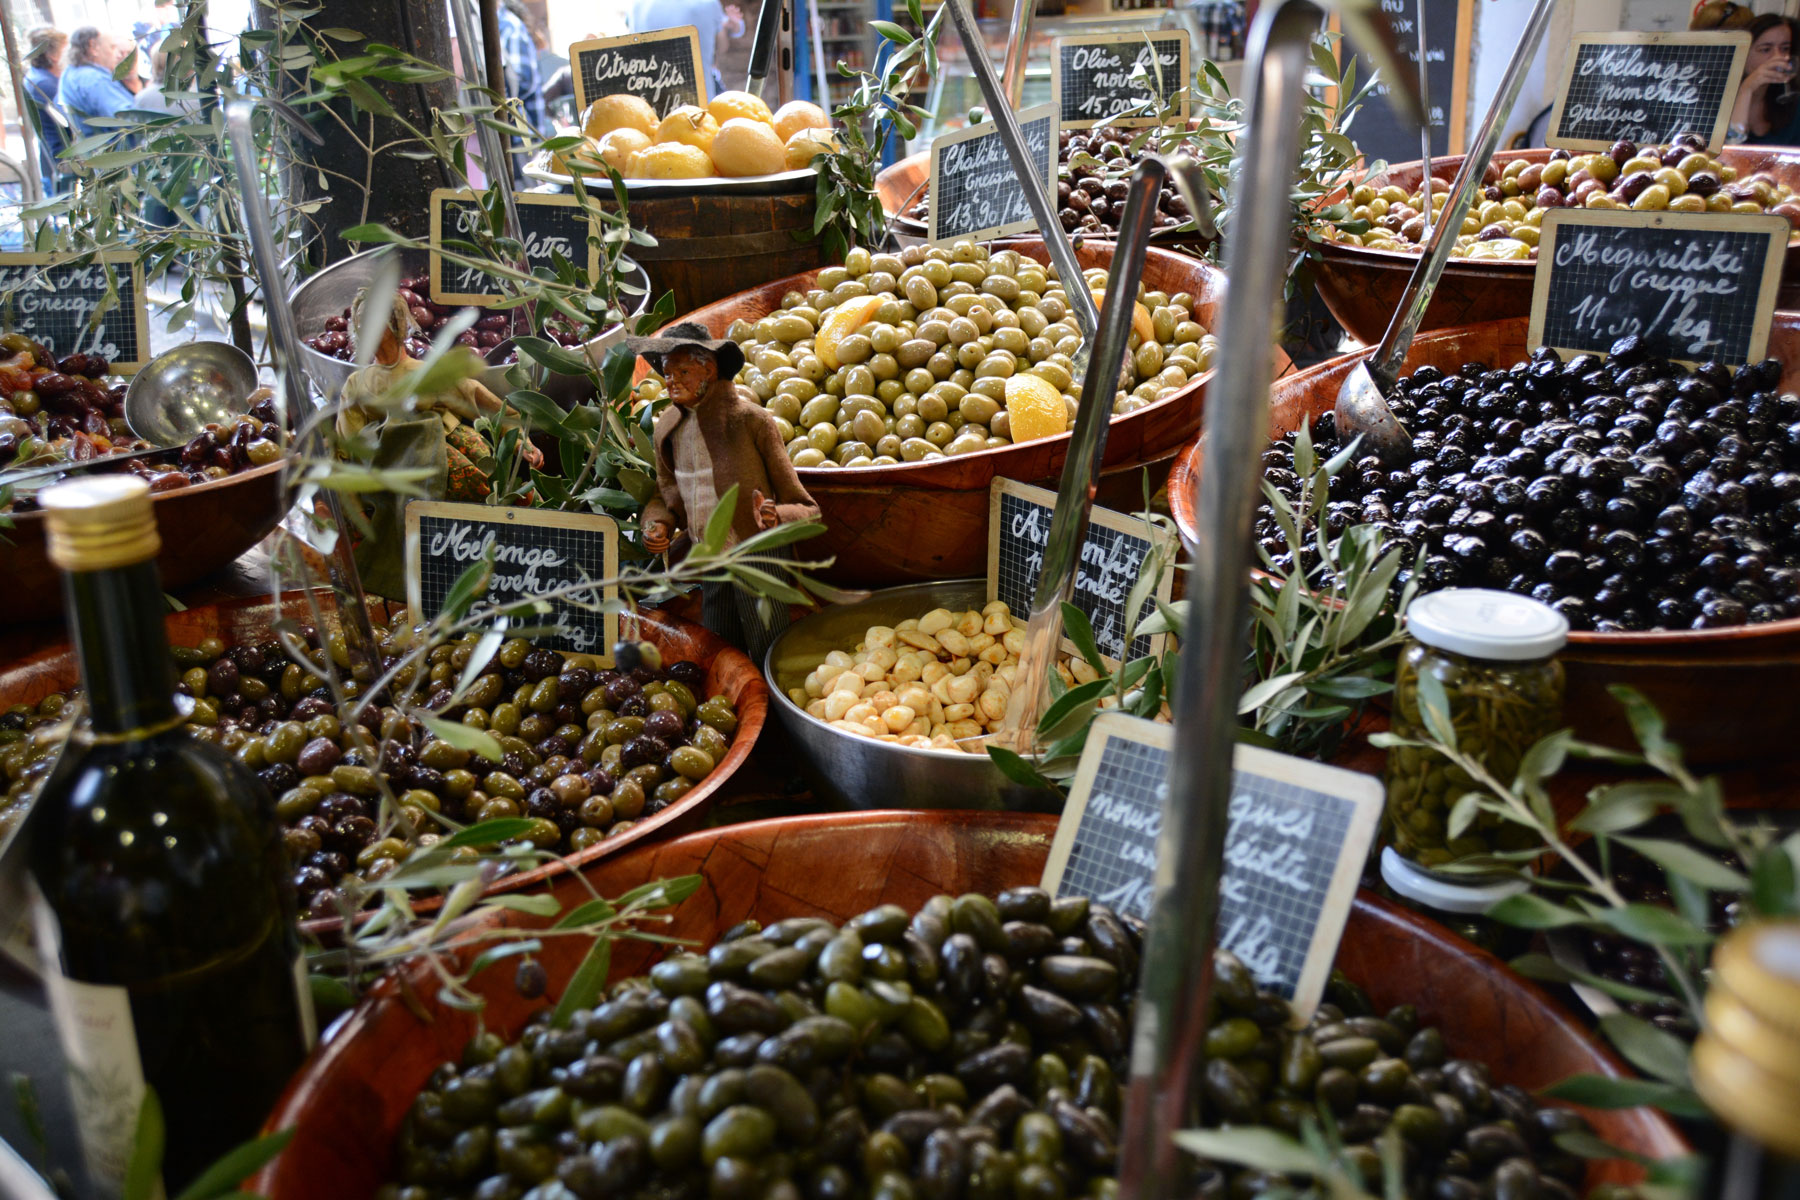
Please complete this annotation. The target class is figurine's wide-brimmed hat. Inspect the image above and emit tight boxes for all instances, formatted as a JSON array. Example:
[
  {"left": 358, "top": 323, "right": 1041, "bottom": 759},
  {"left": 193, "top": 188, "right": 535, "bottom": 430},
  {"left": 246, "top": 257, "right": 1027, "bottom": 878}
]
[{"left": 626, "top": 322, "right": 745, "bottom": 379}]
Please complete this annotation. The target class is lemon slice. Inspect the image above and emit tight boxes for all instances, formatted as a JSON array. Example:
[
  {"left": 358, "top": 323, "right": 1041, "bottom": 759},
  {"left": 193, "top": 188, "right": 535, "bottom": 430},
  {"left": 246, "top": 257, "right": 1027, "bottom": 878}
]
[
  {"left": 815, "top": 295, "right": 885, "bottom": 369},
  {"left": 1004, "top": 374, "right": 1069, "bottom": 443},
  {"left": 1089, "top": 289, "right": 1155, "bottom": 346}
]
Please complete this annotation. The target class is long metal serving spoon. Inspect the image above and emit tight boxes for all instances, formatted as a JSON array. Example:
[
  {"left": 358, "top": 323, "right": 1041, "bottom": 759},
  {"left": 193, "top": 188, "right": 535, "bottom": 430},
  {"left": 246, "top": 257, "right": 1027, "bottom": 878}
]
[{"left": 1334, "top": 0, "right": 1558, "bottom": 465}]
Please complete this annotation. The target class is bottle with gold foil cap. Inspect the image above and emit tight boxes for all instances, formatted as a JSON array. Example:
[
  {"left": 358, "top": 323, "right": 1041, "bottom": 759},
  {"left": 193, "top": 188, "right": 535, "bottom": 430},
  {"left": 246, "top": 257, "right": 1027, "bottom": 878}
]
[
  {"left": 1693, "top": 920, "right": 1800, "bottom": 1200},
  {"left": 26, "top": 474, "right": 313, "bottom": 1198}
]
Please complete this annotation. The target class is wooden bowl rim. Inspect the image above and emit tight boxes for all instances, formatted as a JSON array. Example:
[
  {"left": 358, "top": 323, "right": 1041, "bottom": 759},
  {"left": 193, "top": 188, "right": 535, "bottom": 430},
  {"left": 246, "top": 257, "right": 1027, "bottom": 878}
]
[
  {"left": 1166, "top": 314, "right": 1800, "bottom": 650},
  {"left": 659, "top": 237, "right": 1224, "bottom": 482},
  {"left": 2, "top": 455, "right": 288, "bottom": 526}
]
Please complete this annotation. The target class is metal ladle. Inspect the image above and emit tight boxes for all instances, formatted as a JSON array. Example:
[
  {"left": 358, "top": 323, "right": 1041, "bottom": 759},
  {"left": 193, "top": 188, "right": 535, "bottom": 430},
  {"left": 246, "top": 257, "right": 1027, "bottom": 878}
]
[{"left": 1334, "top": 0, "right": 1558, "bottom": 464}]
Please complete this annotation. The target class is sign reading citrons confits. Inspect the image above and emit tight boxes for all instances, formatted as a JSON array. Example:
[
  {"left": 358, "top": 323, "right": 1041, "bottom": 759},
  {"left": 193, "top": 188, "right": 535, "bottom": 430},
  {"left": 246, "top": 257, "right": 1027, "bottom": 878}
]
[
  {"left": 569, "top": 27, "right": 705, "bottom": 117},
  {"left": 928, "top": 104, "right": 1059, "bottom": 245},
  {"left": 1548, "top": 31, "right": 1751, "bottom": 153},
  {"left": 1529, "top": 209, "right": 1786, "bottom": 366},
  {"left": 1050, "top": 32, "right": 1190, "bottom": 130},
  {"left": 429, "top": 191, "right": 600, "bottom": 306}
]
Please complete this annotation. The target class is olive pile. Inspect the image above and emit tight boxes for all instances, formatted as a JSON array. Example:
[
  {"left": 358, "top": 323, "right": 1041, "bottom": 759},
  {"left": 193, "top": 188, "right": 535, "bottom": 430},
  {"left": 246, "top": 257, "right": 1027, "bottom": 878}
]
[
  {"left": 379, "top": 892, "right": 1603, "bottom": 1200},
  {"left": 724, "top": 242, "right": 1214, "bottom": 466},
  {"left": 303, "top": 274, "right": 589, "bottom": 363},
  {"left": 1336, "top": 135, "right": 1799, "bottom": 261},
  {"left": 1257, "top": 340, "right": 1800, "bottom": 630},
  {"left": 901, "top": 127, "right": 1197, "bottom": 238},
  {"left": 0, "top": 612, "right": 738, "bottom": 918}
]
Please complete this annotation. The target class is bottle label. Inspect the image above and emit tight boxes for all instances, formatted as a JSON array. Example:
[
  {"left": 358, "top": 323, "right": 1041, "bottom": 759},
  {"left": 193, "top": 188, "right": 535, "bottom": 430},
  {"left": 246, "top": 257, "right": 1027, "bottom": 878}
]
[{"left": 34, "top": 907, "right": 164, "bottom": 1200}]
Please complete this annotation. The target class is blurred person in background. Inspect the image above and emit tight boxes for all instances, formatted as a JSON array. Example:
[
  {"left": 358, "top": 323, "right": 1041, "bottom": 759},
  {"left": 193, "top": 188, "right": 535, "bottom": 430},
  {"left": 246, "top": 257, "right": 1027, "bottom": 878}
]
[
  {"left": 133, "top": 0, "right": 178, "bottom": 77},
  {"left": 500, "top": 0, "right": 549, "bottom": 137},
  {"left": 628, "top": 0, "right": 745, "bottom": 98},
  {"left": 1725, "top": 15, "right": 1800, "bottom": 145},
  {"left": 23, "top": 28, "right": 69, "bottom": 194},
  {"left": 58, "top": 28, "right": 141, "bottom": 138}
]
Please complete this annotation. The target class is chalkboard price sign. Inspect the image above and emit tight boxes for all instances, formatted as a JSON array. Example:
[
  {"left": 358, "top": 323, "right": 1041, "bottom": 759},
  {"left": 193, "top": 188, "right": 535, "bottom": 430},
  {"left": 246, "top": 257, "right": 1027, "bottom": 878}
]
[
  {"left": 0, "top": 251, "right": 151, "bottom": 372},
  {"left": 1530, "top": 209, "right": 1786, "bottom": 366},
  {"left": 406, "top": 501, "right": 620, "bottom": 663},
  {"left": 1548, "top": 32, "right": 1750, "bottom": 153},
  {"left": 928, "top": 104, "right": 1059, "bottom": 245},
  {"left": 987, "top": 479, "right": 1174, "bottom": 665},
  {"left": 1338, "top": 0, "right": 1471, "bottom": 168},
  {"left": 429, "top": 190, "right": 601, "bottom": 306},
  {"left": 1041, "top": 714, "right": 1383, "bottom": 1012},
  {"left": 1050, "top": 32, "right": 1190, "bottom": 130},
  {"left": 569, "top": 27, "right": 705, "bottom": 117}
]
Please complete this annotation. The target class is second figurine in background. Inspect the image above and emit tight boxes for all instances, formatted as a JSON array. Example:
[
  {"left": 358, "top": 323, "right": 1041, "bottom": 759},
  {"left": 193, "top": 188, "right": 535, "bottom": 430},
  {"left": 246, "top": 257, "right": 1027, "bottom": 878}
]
[{"left": 632, "top": 322, "right": 820, "bottom": 662}]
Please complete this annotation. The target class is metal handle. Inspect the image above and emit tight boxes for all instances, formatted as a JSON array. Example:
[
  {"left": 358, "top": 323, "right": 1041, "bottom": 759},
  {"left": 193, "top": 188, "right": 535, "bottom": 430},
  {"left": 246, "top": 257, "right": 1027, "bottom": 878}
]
[
  {"left": 1162, "top": 152, "right": 1217, "bottom": 242},
  {"left": 1001, "top": 0, "right": 1035, "bottom": 109},
  {"left": 747, "top": 0, "right": 782, "bottom": 94},
  {"left": 1116, "top": 5, "right": 1322, "bottom": 1199},
  {"left": 1369, "top": 0, "right": 1558, "bottom": 382},
  {"left": 225, "top": 100, "right": 380, "bottom": 662},
  {"left": 944, "top": 0, "right": 1100, "bottom": 348},
  {"left": 1416, "top": 0, "right": 1432, "bottom": 238},
  {"left": 450, "top": 0, "right": 525, "bottom": 260},
  {"left": 999, "top": 157, "right": 1167, "bottom": 749}
]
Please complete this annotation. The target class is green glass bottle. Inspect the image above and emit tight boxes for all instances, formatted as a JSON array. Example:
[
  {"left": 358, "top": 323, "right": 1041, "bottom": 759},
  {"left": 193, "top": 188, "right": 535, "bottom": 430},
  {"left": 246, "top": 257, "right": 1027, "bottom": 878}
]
[{"left": 25, "top": 476, "right": 314, "bottom": 1197}]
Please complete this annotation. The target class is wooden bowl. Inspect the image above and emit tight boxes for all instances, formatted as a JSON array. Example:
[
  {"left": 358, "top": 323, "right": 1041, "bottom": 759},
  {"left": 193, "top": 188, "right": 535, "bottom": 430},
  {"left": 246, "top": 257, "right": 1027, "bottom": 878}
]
[
  {"left": 0, "top": 458, "right": 287, "bottom": 624},
  {"left": 650, "top": 239, "right": 1225, "bottom": 584},
  {"left": 257, "top": 811, "right": 1685, "bottom": 1198},
  {"left": 1313, "top": 147, "right": 1800, "bottom": 345},
  {"left": 874, "top": 151, "right": 1215, "bottom": 253},
  {"left": 1168, "top": 314, "right": 1800, "bottom": 766},
  {"left": 0, "top": 593, "right": 768, "bottom": 918}
]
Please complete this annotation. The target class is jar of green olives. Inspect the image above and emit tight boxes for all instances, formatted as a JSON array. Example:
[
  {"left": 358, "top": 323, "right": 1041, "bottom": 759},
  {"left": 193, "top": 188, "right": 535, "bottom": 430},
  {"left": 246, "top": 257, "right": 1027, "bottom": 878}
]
[
  {"left": 1377, "top": 847, "right": 1530, "bottom": 957},
  {"left": 1385, "top": 589, "right": 1568, "bottom": 866}
]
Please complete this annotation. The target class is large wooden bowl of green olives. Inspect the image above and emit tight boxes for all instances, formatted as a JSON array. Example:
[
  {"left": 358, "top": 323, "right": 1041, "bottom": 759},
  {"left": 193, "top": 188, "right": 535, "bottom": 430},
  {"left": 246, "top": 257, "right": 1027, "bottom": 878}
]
[
  {"left": 1313, "top": 144, "right": 1800, "bottom": 345},
  {"left": 0, "top": 592, "right": 766, "bottom": 924},
  {"left": 255, "top": 811, "right": 1684, "bottom": 1199},
  {"left": 1168, "top": 313, "right": 1800, "bottom": 765},
  {"left": 640, "top": 238, "right": 1225, "bottom": 585}
]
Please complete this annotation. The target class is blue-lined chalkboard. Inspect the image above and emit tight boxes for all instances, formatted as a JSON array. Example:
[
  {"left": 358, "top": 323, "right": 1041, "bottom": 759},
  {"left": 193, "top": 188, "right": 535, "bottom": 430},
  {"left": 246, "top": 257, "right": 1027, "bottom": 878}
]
[
  {"left": 928, "top": 104, "right": 1059, "bottom": 245},
  {"left": 1052, "top": 32, "right": 1190, "bottom": 130},
  {"left": 1340, "top": 0, "right": 1468, "bottom": 168},
  {"left": 0, "top": 251, "right": 150, "bottom": 372},
  {"left": 1548, "top": 32, "right": 1749, "bottom": 153}
]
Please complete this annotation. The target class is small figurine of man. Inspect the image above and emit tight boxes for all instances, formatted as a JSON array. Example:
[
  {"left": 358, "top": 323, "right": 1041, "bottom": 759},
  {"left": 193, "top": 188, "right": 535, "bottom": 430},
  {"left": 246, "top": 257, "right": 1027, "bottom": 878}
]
[{"left": 631, "top": 322, "right": 820, "bottom": 662}]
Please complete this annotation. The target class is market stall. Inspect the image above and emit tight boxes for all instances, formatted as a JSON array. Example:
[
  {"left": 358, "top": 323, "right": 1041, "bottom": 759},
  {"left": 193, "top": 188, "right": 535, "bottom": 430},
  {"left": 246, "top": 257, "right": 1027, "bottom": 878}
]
[{"left": 3, "top": 0, "right": 1799, "bottom": 1198}]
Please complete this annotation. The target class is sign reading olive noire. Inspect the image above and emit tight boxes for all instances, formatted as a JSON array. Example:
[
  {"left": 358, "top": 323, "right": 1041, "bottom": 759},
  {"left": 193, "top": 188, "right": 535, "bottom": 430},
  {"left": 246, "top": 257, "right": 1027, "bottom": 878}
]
[{"left": 1051, "top": 32, "right": 1190, "bottom": 130}]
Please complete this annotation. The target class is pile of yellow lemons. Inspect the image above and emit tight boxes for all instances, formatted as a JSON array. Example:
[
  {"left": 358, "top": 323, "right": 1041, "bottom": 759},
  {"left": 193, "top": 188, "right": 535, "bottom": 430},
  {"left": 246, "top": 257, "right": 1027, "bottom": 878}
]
[{"left": 555, "top": 92, "right": 837, "bottom": 181}]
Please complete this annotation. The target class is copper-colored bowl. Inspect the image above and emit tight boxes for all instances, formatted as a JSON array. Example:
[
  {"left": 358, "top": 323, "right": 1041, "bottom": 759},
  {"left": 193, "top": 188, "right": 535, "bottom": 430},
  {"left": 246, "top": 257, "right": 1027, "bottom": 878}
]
[
  {"left": 873, "top": 151, "right": 1214, "bottom": 252},
  {"left": 1168, "top": 314, "right": 1800, "bottom": 765},
  {"left": 647, "top": 239, "right": 1224, "bottom": 584},
  {"left": 0, "top": 458, "right": 287, "bottom": 624},
  {"left": 256, "top": 811, "right": 1685, "bottom": 1198},
  {"left": 0, "top": 592, "right": 768, "bottom": 924},
  {"left": 1313, "top": 147, "right": 1800, "bottom": 345}
]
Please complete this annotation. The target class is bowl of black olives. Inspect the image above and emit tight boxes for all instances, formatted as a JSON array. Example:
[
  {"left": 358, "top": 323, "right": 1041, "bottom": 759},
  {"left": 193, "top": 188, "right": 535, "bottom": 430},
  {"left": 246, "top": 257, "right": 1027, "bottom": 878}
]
[
  {"left": 254, "top": 810, "right": 1683, "bottom": 1199},
  {"left": 1169, "top": 314, "right": 1800, "bottom": 764}
]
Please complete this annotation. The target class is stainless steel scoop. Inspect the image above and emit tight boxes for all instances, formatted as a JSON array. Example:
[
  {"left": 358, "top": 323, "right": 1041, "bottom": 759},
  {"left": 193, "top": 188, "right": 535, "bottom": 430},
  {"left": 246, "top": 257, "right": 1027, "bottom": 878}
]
[
  {"left": 1334, "top": 0, "right": 1558, "bottom": 465},
  {"left": 123, "top": 340, "right": 259, "bottom": 446}
]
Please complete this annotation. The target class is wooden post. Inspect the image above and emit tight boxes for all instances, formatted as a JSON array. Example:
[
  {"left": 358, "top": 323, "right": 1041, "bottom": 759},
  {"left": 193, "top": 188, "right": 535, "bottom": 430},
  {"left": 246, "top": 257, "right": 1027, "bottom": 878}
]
[
  {"left": 480, "top": 0, "right": 506, "bottom": 101},
  {"left": 0, "top": 3, "right": 43, "bottom": 203}
]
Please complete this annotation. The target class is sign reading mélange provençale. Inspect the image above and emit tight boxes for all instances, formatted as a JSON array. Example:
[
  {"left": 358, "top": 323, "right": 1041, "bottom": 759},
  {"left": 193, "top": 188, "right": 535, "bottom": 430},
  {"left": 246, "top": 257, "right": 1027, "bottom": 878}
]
[
  {"left": 928, "top": 104, "right": 1059, "bottom": 245},
  {"left": 1548, "top": 31, "right": 1750, "bottom": 154},
  {"left": 569, "top": 27, "right": 705, "bottom": 117},
  {"left": 429, "top": 190, "right": 601, "bottom": 307},
  {"left": 1529, "top": 209, "right": 1786, "bottom": 366},
  {"left": 0, "top": 251, "right": 151, "bottom": 373},
  {"left": 406, "top": 501, "right": 620, "bottom": 664},
  {"left": 987, "top": 479, "right": 1175, "bottom": 665},
  {"left": 1040, "top": 713, "right": 1383, "bottom": 1013},
  {"left": 1050, "top": 32, "right": 1190, "bottom": 130}
]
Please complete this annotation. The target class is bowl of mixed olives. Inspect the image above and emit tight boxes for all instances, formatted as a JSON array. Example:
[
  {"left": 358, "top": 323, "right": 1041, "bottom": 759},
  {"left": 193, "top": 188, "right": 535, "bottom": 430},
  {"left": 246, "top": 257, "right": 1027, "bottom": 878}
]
[
  {"left": 1312, "top": 144, "right": 1800, "bottom": 344},
  {"left": 0, "top": 594, "right": 767, "bottom": 921},
  {"left": 644, "top": 238, "right": 1224, "bottom": 584},
  {"left": 253, "top": 812, "right": 1684, "bottom": 1199},
  {"left": 1168, "top": 313, "right": 1800, "bottom": 764}
]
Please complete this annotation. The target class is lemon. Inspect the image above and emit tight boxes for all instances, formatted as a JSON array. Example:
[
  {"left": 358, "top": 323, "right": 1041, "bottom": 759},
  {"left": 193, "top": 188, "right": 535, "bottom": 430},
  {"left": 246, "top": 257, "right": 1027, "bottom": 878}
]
[
  {"left": 596, "top": 128, "right": 651, "bottom": 172},
  {"left": 627, "top": 141, "right": 713, "bottom": 180},
  {"left": 1004, "top": 374, "right": 1068, "bottom": 443},
  {"left": 583, "top": 93, "right": 657, "bottom": 140},
  {"left": 710, "top": 117, "right": 786, "bottom": 177},
  {"left": 709, "top": 90, "right": 775, "bottom": 128},
  {"left": 772, "top": 100, "right": 830, "bottom": 143},
  {"left": 815, "top": 295, "right": 885, "bottom": 369},
  {"left": 1090, "top": 289, "right": 1155, "bottom": 346},
  {"left": 784, "top": 126, "right": 837, "bottom": 169},
  {"left": 654, "top": 105, "right": 720, "bottom": 155}
]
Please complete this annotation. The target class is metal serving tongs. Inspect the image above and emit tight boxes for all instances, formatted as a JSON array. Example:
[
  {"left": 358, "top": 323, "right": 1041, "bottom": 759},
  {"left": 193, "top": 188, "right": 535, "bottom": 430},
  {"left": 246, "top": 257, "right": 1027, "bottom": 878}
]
[
  {"left": 1334, "top": 0, "right": 1558, "bottom": 465},
  {"left": 744, "top": 0, "right": 784, "bottom": 99}
]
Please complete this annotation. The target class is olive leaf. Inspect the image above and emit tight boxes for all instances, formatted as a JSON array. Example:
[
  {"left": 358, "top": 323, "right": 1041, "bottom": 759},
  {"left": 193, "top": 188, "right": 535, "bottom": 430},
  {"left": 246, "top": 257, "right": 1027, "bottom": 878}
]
[
  {"left": 418, "top": 714, "right": 504, "bottom": 763},
  {"left": 122, "top": 1088, "right": 165, "bottom": 1200},
  {"left": 551, "top": 937, "right": 612, "bottom": 1030},
  {"left": 1540, "top": 1074, "right": 1710, "bottom": 1119},
  {"left": 171, "top": 1129, "right": 294, "bottom": 1200},
  {"left": 1614, "top": 835, "right": 1749, "bottom": 892}
]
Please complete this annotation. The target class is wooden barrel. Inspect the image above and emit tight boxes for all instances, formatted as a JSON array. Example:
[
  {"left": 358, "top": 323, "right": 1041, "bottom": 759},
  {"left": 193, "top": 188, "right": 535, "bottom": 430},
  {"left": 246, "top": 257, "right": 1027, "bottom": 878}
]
[{"left": 606, "top": 187, "right": 832, "bottom": 318}]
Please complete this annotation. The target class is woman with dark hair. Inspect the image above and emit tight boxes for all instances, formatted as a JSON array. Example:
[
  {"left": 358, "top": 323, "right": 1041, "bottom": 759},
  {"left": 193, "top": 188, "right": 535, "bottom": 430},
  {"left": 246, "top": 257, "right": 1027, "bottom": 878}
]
[
  {"left": 24, "top": 28, "right": 69, "bottom": 194},
  {"left": 1726, "top": 14, "right": 1800, "bottom": 145}
]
